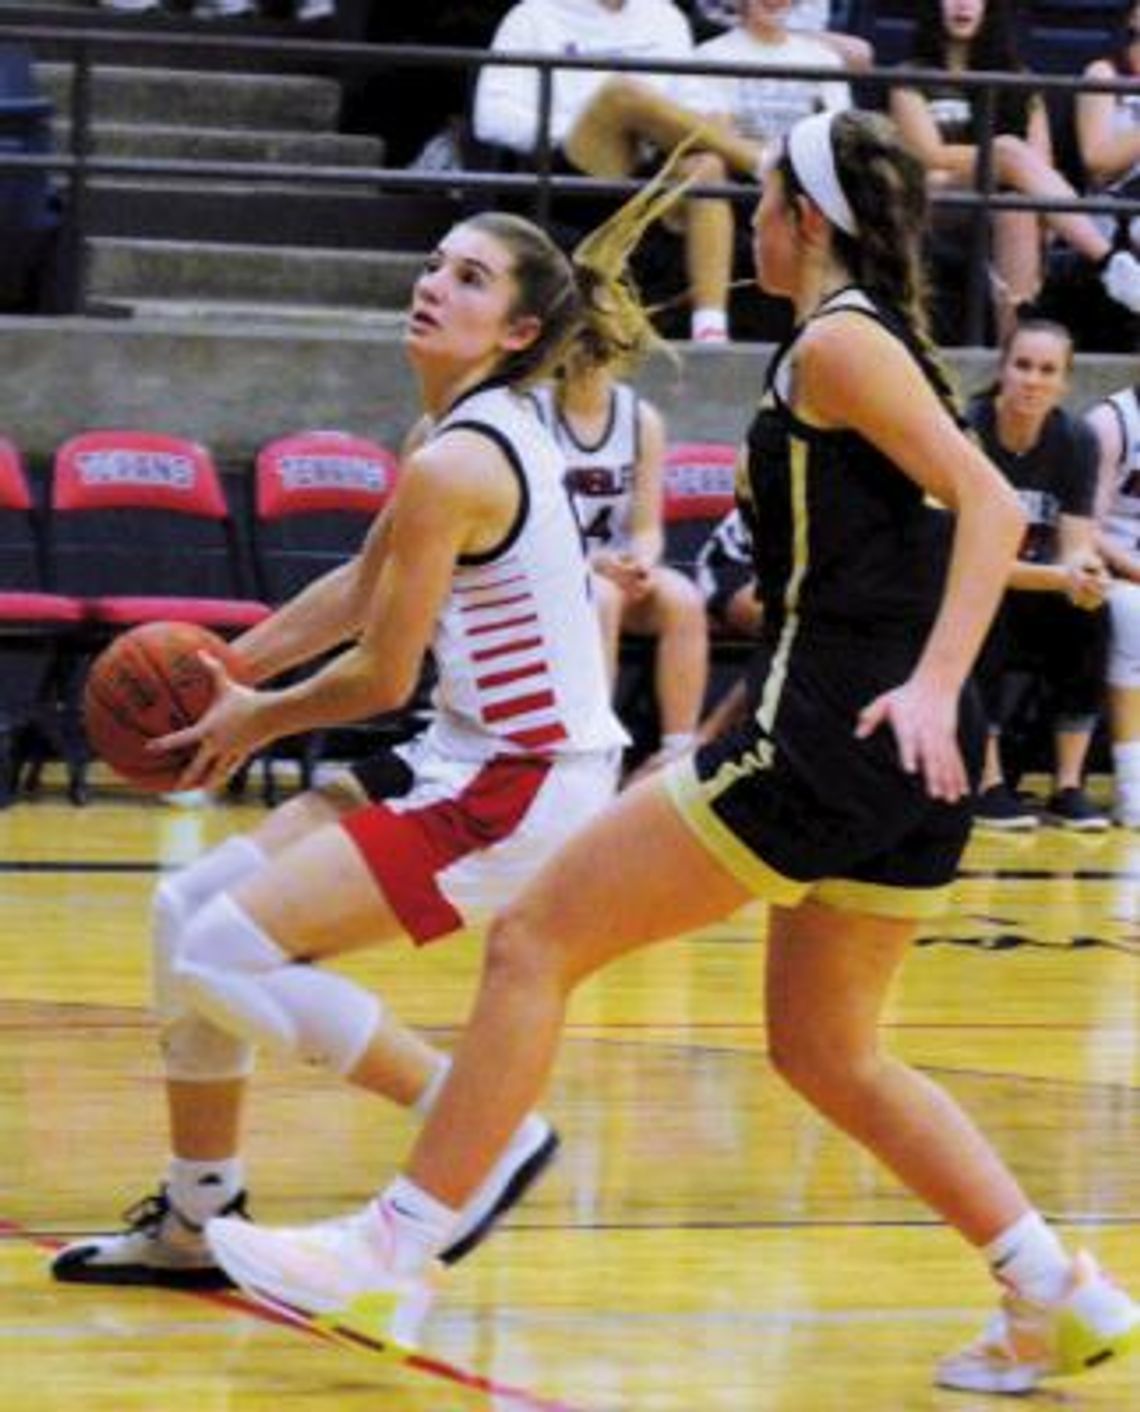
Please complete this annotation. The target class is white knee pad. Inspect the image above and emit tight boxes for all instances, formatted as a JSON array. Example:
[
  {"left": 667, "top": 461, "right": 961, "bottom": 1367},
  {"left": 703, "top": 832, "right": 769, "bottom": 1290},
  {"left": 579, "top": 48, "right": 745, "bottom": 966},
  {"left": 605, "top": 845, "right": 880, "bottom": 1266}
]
[
  {"left": 150, "top": 838, "right": 267, "bottom": 1082},
  {"left": 151, "top": 836, "right": 268, "bottom": 1019},
  {"left": 174, "top": 894, "right": 382, "bottom": 1075}
]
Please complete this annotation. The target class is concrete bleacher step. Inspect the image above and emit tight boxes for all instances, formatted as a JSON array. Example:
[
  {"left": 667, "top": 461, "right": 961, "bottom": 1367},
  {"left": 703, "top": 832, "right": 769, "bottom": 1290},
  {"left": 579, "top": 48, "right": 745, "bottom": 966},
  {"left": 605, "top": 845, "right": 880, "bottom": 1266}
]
[
  {"left": 38, "top": 61, "right": 341, "bottom": 130},
  {"left": 88, "top": 238, "right": 421, "bottom": 309},
  {"left": 54, "top": 120, "right": 383, "bottom": 166}
]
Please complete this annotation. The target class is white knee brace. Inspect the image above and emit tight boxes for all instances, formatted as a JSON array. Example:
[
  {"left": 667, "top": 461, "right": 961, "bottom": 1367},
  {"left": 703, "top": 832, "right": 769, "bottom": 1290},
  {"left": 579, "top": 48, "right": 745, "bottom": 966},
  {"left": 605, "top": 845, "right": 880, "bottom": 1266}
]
[
  {"left": 174, "top": 894, "right": 383, "bottom": 1077},
  {"left": 151, "top": 837, "right": 267, "bottom": 1082}
]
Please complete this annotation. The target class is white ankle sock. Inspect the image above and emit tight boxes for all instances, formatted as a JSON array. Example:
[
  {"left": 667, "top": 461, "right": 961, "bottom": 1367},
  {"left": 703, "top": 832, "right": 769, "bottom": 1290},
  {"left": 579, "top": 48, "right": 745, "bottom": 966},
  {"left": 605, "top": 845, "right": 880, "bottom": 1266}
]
[
  {"left": 985, "top": 1210, "right": 1071, "bottom": 1303},
  {"left": 167, "top": 1155, "right": 244, "bottom": 1226},
  {"left": 1113, "top": 741, "right": 1140, "bottom": 817},
  {"left": 691, "top": 307, "right": 727, "bottom": 341},
  {"left": 375, "top": 1176, "right": 458, "bottom": 1275}
]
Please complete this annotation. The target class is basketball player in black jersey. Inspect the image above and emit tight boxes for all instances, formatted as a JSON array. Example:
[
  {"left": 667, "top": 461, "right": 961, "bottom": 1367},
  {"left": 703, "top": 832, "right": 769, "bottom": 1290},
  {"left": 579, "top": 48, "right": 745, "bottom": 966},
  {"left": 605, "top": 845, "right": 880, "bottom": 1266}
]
[{"left": 205, "top": 110, "right": 1140, "bottom": 1397}]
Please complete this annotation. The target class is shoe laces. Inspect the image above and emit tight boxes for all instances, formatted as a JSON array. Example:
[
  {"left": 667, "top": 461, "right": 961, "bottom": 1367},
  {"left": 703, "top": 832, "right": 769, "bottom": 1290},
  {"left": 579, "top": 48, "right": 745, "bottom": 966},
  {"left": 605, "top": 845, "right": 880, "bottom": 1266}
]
[
  {"left": 120, "top": 1185, "right": 248, "bottom": 1237},
  {"left": 120, "top": 1189, "right": 181, "bottom": 1235}
]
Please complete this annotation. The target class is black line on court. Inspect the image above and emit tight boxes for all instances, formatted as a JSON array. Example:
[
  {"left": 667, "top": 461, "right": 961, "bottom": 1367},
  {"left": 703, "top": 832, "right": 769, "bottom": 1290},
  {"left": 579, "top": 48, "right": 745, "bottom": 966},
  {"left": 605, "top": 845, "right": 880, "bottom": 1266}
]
[{"left": 0, "top": 859, "right": 162, "bottom": 874}]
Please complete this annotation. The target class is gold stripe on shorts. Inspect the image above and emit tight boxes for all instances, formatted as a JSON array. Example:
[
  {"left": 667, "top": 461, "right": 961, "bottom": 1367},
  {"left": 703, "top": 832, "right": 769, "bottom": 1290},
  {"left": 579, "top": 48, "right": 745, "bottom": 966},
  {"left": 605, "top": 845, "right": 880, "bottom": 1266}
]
[{"left": 811, "top": 877, "right": 954, "bottom": 921}]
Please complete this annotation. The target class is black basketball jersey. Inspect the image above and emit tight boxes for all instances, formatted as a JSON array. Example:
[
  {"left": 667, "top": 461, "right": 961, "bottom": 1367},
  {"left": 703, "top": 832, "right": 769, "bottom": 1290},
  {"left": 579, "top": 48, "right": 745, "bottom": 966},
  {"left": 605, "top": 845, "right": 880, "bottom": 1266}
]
[{"left": 743, "top": 287, "right": 957, "bottom": 644}]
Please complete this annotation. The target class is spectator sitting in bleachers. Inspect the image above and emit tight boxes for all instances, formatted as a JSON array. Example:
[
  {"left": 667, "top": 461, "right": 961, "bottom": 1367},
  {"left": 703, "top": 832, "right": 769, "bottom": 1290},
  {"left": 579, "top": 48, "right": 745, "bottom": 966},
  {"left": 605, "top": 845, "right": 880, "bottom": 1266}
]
[
  {"left": 532, "top": 346, "right": 709, "bottom": 772},
  {"left": 1076, "top": 2, "right": 1140, "bottom": 258},
  {"left": 675, "top": 1, "right": 856, "bottom": 161},
  {"left": 472, "top": 0, "right": 766, "bottom": 342},
  {"left": 683, "top": 0, "right": 872, "bottom": 71},
  {"left": 890, "top": 0, "right": 1140, "bottom": 343},
  {"left": 1086, "top": 371, "right": 1140, "bottom": 827},
  {"left": 969, "top": 318, "right": 1111, "bottom": 832}
]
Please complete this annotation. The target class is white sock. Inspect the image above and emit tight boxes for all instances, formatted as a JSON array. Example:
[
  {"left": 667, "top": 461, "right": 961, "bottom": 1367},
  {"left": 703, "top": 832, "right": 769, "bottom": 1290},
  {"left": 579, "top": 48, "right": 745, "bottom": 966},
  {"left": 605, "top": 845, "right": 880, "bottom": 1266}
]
[
  {"left": 375, "top": 1176, "right": 459, "bottom": 1275},
  {"left": 411, "top": 1056, "right": 452, "bottom": 1118},
  {"left": 985, "top": 1211, "right": 1071, "bottom": 1303},
  {"left": 167, "top": 1155, "right": 245, "bottom": 1227},
  {"left": 661, "top": 731, "right": 695, "bottom": 755},
  {"left": 1113, "top": 741, "right": 1140, "bottom": 805},
  {"left": 690, "top": 307, "right": 727, "bottom": 340}
]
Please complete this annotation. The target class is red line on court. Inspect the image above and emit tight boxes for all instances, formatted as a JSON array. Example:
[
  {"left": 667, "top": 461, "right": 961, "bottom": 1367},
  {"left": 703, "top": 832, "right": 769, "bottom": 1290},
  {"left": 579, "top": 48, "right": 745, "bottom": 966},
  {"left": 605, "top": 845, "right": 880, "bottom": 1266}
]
[{"left": 6, "top": 1219, "right": 592, "bottom": 1412}]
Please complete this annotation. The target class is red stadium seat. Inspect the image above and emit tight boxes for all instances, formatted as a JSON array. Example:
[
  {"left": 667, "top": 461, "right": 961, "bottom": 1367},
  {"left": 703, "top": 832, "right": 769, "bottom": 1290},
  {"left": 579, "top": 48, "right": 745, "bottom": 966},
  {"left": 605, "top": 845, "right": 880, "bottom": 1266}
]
[
  {"left": 662, "top": 440, "right": 739, "bottom": 573},
  {"left": 0, "top": 438, "right": 87, "bottom": 802}
]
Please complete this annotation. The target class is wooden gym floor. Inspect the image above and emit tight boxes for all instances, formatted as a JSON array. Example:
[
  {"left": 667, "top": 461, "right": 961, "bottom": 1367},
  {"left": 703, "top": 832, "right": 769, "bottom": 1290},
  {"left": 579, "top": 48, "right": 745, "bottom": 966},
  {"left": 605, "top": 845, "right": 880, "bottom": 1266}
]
[{"left": 1, "top": 780, "right": 1139, "bottom": 1410}]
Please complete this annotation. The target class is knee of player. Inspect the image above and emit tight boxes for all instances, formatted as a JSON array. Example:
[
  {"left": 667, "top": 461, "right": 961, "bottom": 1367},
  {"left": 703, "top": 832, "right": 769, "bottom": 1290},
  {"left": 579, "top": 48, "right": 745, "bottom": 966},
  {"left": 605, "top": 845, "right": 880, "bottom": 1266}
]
[
  {"left": 483, "top": 902, "right": 578, "bottom": 996},
  {"left": 657, "top": 569, "right": 708, "bottom": 627},
  {"left": 768, "top": 1020, "right": 875, "bottom": 1102}
]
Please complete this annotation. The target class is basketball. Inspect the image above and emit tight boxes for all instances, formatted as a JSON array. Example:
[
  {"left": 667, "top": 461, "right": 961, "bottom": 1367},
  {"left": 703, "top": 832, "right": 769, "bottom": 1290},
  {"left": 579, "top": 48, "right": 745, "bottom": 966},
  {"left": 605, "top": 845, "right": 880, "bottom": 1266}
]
[{"left": 83, "top": 622, "right": 243, "bottom": 792}]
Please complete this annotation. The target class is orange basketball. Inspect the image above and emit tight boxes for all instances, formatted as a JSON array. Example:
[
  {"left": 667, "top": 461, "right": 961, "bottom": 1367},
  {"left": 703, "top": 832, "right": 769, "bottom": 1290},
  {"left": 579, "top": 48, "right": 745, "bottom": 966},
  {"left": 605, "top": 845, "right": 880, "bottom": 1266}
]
[{"left": 83, "top": 622, "right": 244, "bottom": 792}]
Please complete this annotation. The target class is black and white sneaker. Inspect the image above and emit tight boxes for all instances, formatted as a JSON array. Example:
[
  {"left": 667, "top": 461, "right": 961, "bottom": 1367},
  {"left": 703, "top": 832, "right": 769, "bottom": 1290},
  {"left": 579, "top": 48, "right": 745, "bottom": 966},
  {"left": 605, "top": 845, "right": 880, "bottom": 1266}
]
[
  {"left": 973, "top": 784, "right": 1039, "bottom": 832},
  {"left": 440, "top": 1115, "right": 560, "bottom": 1265},
  {"left": 1044, "top": 787, "right": 1110, "bottom": 832},
  {"left": 50, "top": 1186, "right": 247, "bottom": 1289}
]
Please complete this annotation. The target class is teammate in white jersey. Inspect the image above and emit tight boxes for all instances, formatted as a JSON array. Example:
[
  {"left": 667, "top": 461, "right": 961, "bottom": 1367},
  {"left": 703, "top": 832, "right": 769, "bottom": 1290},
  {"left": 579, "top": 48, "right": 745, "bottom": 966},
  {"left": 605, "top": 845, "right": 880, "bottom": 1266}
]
[
  {"left": 51, "top": 178, "right": 682, "bottom": 1291},
  {"left": 532, "top": 357, "right": 708, "bottom": 770},
  {"left": 1089, "top": 380, "right": 1140, "bottom": 825}
]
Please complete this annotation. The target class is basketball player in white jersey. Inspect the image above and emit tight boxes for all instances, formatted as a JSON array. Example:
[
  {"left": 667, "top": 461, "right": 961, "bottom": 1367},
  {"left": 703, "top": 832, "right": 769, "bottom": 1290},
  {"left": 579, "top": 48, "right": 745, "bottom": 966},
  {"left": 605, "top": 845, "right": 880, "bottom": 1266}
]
[
  {"left": 532, "top": 348, "right": 708, "bottom": 771},
  {"left": 1089, "top": 379, "right": 1140, "bottom": 825},
  {"left": 51, "top": 179, "right": 683, "bottom": 1291}
]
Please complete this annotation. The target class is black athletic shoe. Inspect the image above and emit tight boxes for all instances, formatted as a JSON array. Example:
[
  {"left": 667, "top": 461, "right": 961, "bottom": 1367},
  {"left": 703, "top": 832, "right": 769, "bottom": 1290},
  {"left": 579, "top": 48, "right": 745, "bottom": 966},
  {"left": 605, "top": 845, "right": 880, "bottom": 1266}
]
[
  {"left": 51, "top": 1186, "right": 248, "bottom": 1289},
  {"left": 1044, "top": 787, "right": 1110, "bottom": 832},
  {"left": 974, "top": 784, "right": 1039, "bottom": 831},
  {"left": 440, "top": 1116, "right": 560, "bottom": 1266}
]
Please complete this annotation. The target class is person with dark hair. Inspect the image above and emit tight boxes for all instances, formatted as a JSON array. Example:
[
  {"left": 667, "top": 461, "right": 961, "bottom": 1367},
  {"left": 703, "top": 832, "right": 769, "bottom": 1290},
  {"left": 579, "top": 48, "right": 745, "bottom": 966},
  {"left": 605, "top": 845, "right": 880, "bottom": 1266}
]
[
  {"left": 1076, "top": 0, "right": 1140, "bottom": 257},
  {"left": 891, "top": 0, "right": 1140, "bottom": 338},
  {"left": 204, "top": 109, "right": 1140, "bottom": 1397},
  {"left": 969, "top": 319, "right": 1111, "bottom": 832},
  {"left": 49, "top": 170, "right": 688, "bottom": 1292}
]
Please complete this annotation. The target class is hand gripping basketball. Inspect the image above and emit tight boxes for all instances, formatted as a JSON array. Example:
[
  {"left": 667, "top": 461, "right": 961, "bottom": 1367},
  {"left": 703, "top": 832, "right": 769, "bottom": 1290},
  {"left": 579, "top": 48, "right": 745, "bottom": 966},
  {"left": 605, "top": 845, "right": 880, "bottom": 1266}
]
[{"left": 83, "top": 622, "right": 246, "bottom": 792}]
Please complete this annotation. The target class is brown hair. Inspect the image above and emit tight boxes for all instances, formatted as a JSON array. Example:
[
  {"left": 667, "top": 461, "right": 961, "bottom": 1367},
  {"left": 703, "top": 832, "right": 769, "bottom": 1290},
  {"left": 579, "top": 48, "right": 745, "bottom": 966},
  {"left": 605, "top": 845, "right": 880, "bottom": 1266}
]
[
  {"left": 778, "top": 109, "right": 958, "bottom": 407},
  {"left": 463, "top": 144, "right": 693, "bottom": 388}
]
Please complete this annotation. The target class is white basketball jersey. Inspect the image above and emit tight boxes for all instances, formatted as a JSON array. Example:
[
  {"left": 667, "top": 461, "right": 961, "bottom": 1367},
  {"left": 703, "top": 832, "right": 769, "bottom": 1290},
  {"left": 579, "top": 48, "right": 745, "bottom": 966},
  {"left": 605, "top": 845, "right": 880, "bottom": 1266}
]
[
  {"left": 531, "top": 381, "right": 640, "bottom": 553},
  {"left": 1098, "top": 386, "right": 1140, "bottom": 554},
  {"left": 424, "top": 381, "right": 628, "bottom": 761}
]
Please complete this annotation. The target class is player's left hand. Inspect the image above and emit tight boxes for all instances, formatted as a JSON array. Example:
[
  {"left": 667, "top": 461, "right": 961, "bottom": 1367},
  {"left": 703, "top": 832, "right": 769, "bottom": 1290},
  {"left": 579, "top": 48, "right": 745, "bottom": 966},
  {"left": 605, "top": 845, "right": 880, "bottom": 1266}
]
[
  {"left": 149, "top": 652, "right": 272, "bottom": 789},
  {"left": 855, "top": 677, "right": 967, "bottom": 802}
]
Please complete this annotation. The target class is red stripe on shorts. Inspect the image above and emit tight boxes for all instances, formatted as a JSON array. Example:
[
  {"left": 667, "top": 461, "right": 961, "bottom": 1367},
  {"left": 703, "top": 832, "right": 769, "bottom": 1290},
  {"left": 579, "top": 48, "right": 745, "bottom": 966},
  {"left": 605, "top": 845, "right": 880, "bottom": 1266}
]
[{"left": 340, "top": 755, "right": 553, "bottom": 944}]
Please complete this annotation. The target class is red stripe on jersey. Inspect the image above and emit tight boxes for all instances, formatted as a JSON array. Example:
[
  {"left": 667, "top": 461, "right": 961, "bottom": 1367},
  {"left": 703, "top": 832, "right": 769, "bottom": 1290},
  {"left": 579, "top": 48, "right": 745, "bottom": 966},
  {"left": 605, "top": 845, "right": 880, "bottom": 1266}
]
[
  {"left": 454, "top": 572, "right": 526, "bottom": 594},
  {"left": 460, "top": 592, "right": 532, "bottom": 615},
  {"left": 340, "top": 756, "right": 552, "bottom": 943},
  {"left": 468, "top": 612, "right": 538, "bottom": 637},
  {"left": 472, "top": 635, "right": 543, "bottom": 662},
  {"left": 508, "top": 722, "right": 569, "bottom": 749},
  {"left": 476, "top": 661, "right": 546, "bottom": 690},
  {"left": 483, "top": 689, "right": 556, "bottom": 723}
]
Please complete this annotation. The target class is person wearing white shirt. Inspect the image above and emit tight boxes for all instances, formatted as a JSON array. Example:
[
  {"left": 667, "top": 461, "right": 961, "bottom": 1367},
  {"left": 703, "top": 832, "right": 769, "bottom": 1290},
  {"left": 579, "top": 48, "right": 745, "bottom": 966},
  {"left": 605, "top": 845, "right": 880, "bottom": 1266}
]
[
  {"left": 474, "top": 0, "right": 765, "bottom": 341},
  {"left": 677, "top": 0, "right": 852, "bottom": 148}
]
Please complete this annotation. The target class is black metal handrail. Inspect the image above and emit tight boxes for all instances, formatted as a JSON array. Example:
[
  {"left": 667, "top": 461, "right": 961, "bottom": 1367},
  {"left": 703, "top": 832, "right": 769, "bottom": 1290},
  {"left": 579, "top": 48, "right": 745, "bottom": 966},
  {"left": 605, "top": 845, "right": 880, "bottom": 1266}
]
[{"left": 0, "top": 19, "right": 1135, "bottom": 337}]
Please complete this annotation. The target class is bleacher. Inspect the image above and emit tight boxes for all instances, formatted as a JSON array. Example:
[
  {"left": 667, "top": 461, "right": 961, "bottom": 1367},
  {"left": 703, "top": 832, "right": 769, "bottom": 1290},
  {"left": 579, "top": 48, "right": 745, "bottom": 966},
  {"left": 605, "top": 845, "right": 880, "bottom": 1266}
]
[{"left": 0, "top": 1, "right": 1128, "bottom": 796}]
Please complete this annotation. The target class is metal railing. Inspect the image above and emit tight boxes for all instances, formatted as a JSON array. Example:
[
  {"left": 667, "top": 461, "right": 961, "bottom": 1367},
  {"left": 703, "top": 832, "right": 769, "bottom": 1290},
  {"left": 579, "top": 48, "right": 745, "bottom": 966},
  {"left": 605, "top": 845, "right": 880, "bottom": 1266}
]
[{"left": 0, "top": 19, "right": 1136, "bottom": 339}]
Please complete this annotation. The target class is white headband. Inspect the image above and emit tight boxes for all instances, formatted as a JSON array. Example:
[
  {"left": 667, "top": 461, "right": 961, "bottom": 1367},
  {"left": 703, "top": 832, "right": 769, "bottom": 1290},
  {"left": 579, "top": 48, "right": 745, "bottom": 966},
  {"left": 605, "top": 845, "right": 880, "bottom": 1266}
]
[{"left": 785, "top": 111, "right": 857, "bottom": 237}]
